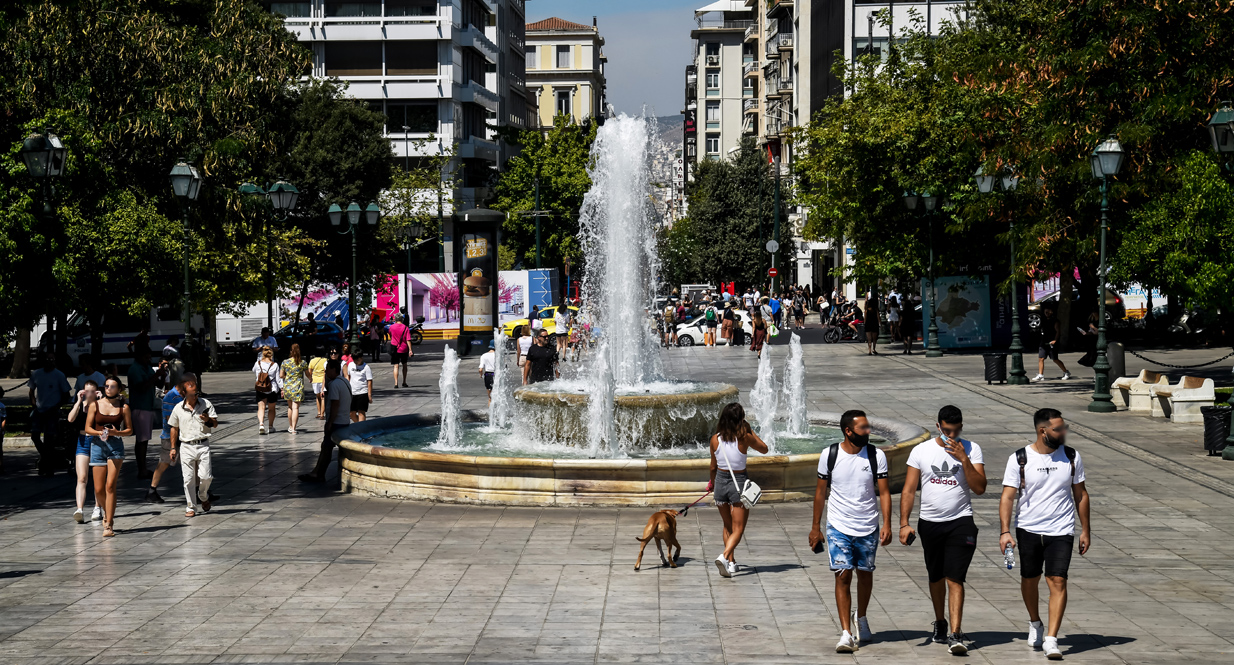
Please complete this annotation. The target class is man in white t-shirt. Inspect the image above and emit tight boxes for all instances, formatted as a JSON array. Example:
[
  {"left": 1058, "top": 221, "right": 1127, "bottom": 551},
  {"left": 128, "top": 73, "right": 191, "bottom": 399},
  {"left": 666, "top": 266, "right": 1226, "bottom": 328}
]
[
  {"left": 999, "top": 408, "right": 1090, "bottom": 660},
  {"left": 299, "top": 360, "right": 352, "bottom": 484},
  {"left": 899, "top": 405, "right": 987, "bottom": 654},
  {"left": 809, "top": 410, "right": 891, "bottom": 654},
  {"left": 252, "top": 327, "right": 278, "bottom": 355},
  {"left": 478, "top": 340, "right": 497, "bottom": 404},
  {"left": 73, "top": 354, "right": 107, "bottom": 395}
]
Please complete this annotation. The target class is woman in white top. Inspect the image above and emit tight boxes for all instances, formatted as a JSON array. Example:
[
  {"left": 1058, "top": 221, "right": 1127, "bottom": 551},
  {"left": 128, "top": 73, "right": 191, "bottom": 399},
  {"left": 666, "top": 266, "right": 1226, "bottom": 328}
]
[
  {"left": 709, "top": 402, "right": 769, "bottom": 578},
  {"left": 252, "top": 346, "right": 282, "bottom": 435},
  {"left": 516, "top": 325, "right": 534, "bottom": 370},
  {"left": 554, "top": 308, "right": 569, "bottom": 356}
]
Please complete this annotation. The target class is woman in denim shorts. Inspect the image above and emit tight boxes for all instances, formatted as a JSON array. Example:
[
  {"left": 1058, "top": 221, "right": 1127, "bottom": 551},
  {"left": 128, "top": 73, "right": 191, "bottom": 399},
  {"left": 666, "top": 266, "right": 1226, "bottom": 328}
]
[
  {"left": 86, "top": 376, "right": 132, "bottom": 537},
  {"left": 709, "top": 403, "right": 769, "bottom": 578},
  {"left": 67, "top": 379, "right": 102, "bottom": 524}
]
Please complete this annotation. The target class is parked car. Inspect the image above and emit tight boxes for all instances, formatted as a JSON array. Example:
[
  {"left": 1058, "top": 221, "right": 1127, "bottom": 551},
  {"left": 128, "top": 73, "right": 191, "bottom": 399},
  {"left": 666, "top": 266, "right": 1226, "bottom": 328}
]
[
  {"left": 675, "top": 310, "right": 751, "bottom": 346},
  {"left": 1027, "top": 288, "right": 1125, "bottom": 329},
  {"left": 500, "top": 305, "right": 579, "bottom": 338},
  {"left": 262, "top": 321, "right": 345, "bottom": 359}
]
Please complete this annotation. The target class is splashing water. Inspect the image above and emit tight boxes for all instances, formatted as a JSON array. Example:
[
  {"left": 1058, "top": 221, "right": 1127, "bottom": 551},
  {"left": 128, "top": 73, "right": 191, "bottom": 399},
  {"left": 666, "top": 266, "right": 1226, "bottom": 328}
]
[
  {"left": 783, "top": 333, "right": 808, "bottom": 438},
  {"left": 436, "top": 347, "right": 461, "bottom": 447},
  {"left": 489, "top": 327, "right": 515, "bottom": 429},
  {"left": 750, "top": 346, "right": 778, "bottom": 451},
  {"left": 586, "top": 339, "right": 616, "bottom": 458}
]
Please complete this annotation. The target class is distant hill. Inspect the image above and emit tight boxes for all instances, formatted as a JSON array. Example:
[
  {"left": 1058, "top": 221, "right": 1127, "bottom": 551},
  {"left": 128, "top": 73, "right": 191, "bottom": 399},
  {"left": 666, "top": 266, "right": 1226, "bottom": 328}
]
[{"left": 655, "top": 115, "right": 683, "bottom": 148}]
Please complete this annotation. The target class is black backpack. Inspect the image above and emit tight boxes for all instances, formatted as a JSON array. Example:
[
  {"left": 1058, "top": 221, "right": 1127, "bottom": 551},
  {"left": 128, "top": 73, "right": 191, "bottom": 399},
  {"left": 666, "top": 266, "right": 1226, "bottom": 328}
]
[
  {"left": 821, "top": 443, "right": 886, "bottom": 497},
  {"left": 1014, "top": 445, "right": 1076, "bottom": 495}
]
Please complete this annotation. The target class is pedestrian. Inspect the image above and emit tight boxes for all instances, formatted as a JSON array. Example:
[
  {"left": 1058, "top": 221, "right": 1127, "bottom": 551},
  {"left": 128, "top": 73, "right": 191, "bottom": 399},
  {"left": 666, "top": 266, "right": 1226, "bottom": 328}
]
[
  {"left": 887, "top": 288, "right": 902, "bottom": 342},
  {"left": 346, "top": 350, "right": 373, "bottom": 422},
  {"left": 298, "top": 359, "right": 351, "bottom": 484},
  {"left": 529, "top": 305, "right": 542, "bottom": 334},
  {"left": 742, "top": 287, "right": 755, "bottom": 315},
  {"left": 703, "top": 300, "right": 718, "bottom": 347},
  {"left": 86, "top": 376, "right": 133, "bottom": 537},
  {"left": 770, "top": 293, "right": 783, "bottom": 329},
  {"left": 554, "top": 307, "right": 569, "bottom": 356},
  {"left": 998, "top": 408, "right": 1091, "bottom": 660},
  {"left": 864, "top": 297, "right": 879, "bottom": 355},
  {"left": 309, "top": 351, "right": 328, "bottom": 420},
  {"left": 721, "top": 302, "right": 735, "bottom": 346},
  {"left": 252, "top": 346, "right": 281, "bottom": 435},
  {"left": 0, "top": 386, "right": 6, "bottom": 475},
  {"left": 662, "top": 301, "right": 677, "bottom": 347},
  {"left": 809, "top": 409, "right": 891, "bottom": 653},
  {"left": 522, "top": 329, "right": 558, "bottom": 385},
  {"left": 368, "top": 315, "right": 386, "bottom": 362},
  {"left": 516, "top": 324, "right": 533, "bottom": 371},
  {"left": 74, "top": 354, "right": 106, "bottom": 394},
  {"left": 167, "top": 373, "right": 218, "bottom": 517},
  {"left": 341, "top": 342, "right": 352, "bottom": 366},
  {"left": 66, "top": 379, "right": 101, "bottom": 522},
  {"left": 1032, "top": 308, "right": 1072, "bottom": 382},
  {"left": 749, "top": 309, "right": 768, "bottom": 357},
  {"left": 899, "top": 405, "right": 987, "bottom": 654},
  {"left": 148, "top": 380, "right": 183, "bottom": 504},
  {"left": 793, "top": 290, "right": 807, "bottom": 329},
  {"left": 162, "top": 336, "right": 181, "bottom": 360},
  {"left": 478, "top": 339, "right": 497, "bottom": 404},
  {"left": 252, "top": 327, "right": 278, "bottom": 357},
  {"left": 902, "top": 295, "right": 916, "bottom": 355},
  {"left": 709, "top": 402, "right": 769, "bottom": 578},
  {"left": 126, "top": 346, "right": 159, "bottom": 479},
  {"left": 28, "top": 351, "right": 70, "bottom": 476},
  {"left": 280, "top": 343, "right": 309, "bottom": 434},
  {"left": 387, "top": 314, "right": 412, "bottom": 388},
  {"left": 127, "top": 326, "right": 151, "bottom": 355}
]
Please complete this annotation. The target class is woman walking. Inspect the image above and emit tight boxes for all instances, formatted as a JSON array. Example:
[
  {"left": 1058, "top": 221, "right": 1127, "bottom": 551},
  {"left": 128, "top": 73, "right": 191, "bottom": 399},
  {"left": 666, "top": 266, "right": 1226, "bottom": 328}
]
[
  {"left": 281, "top": 343, "right": 309, "bottom": 434},
  {"left": 86, "top": 376, "right": 132, "bottom": 537},
  {"left": 253, "top": 346, "right": 281, "bottom": 435},
  {"left": 864, "top": 297, "right": 879, "bottom": 355},
  {"left": 710, "top": 403, "right": 769, "bottom": 577},
  {"left": 67, "top": 379, "right": 101, "bottom": 523},
  {"left": 749, "top": 309, "right": 768, "bottom": 357}
]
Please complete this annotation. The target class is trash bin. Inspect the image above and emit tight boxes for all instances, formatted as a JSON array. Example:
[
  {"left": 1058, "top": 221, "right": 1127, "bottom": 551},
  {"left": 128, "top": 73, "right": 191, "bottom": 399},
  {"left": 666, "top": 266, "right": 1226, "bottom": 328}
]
[
  {"left": 1201, "top": 405, "right": 1231, "bottom": 456},
  {"left": 1106, "top": 341, "right": 1126, "bottom": 383},
  {"left": 983, "top": 353, "right": 1008, "bottom": 385}
]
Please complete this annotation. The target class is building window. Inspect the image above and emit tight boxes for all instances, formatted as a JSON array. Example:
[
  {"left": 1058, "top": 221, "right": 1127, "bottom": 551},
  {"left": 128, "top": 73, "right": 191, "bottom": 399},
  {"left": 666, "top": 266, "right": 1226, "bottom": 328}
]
[
  {"left": 325, "top": 2, "right": 381, "bottom": 17},
  {"left": 556, "top": 90, "right": 572, "bottom": 118},
  {"left": 385, "top": 1, "right": 437, "bottom": 16},
  {"left": 705, "top": 134, "right": 719, "bottom": 155},
  {"left": 556, "top": 45, "right": 572, "bottom": 69},
  {"left": 852, "top": 37, "right": 890, "bottom": 63},
  {"left": 386, "top": 41, "right": 437, "bottom": 75},
  {"left": 743, "top": 79, "right": 754, "bottom": 97},
  {"left": 705, "top": 69, "right": 719, "bottom": 89},
  {"left": 386, "top": 101, "right": 438, "bottom": 133},
  {"left": 266, "top": 2, "right": 310, "bottom": 17},
  {"left": 324, "top": 41, "right": 382, "bottom": 76},
  {"left": 526, "top": 49, "right": 538, "bottom": 70},
  {"left": 705, "top": 101, "right": 720, "bottom": 127},
  {"left": 705, "top": 42, "right": 720, "bottom": 57}
]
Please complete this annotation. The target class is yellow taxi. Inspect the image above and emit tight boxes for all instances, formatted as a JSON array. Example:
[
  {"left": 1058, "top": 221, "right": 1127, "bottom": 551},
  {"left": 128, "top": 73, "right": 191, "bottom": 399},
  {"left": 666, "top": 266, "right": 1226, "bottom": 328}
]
[{"left": 501, "top": 305, "right": 579, "bottom": 337}]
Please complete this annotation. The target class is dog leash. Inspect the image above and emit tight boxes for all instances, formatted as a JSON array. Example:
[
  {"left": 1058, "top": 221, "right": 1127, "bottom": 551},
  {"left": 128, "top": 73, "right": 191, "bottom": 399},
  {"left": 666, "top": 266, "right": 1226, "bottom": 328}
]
[{"left": 678, "top": 489, "right": 712, "bottom": 517}]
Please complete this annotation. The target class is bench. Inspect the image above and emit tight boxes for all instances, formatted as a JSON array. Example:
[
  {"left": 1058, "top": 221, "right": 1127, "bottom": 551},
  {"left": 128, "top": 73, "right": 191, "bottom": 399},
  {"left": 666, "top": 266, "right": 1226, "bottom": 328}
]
[
  {"left": 1113, "top": 370, "right": 1168, "bottom": 412},
  {"left": 1151, "top": 376, "right": 1215, "bottom": 423}
]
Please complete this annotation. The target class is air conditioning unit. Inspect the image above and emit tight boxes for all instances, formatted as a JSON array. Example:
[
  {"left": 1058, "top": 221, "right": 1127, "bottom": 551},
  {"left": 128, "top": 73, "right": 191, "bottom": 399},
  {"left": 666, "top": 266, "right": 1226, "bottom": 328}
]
[{"left": 706, "top": 55, "right": 720, "bottom": 66}]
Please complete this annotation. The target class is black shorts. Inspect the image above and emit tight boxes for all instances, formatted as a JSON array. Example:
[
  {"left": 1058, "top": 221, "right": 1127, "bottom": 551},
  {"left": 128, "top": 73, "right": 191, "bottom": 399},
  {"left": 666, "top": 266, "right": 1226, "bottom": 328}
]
[
  {"left": 918, "top": 515, "right": 978, "bottom": 583},
  {"left": 390, "top": 350, "right": 408, "bottom": 365},
  {"left": 1038, "top": 343, "right": 1058, "bottom": 360},
  {"left": 1017, "top": 528, "right": 1074, "bottom": 579},
  {"left": 483, "top": 371, "right": 494, "bottom": 390},
  {"left": 255, "top": 390, "right": 278, "bottom": 403},
  {"left": 351, "top": 394, "right": 370, "bottom": 413}
]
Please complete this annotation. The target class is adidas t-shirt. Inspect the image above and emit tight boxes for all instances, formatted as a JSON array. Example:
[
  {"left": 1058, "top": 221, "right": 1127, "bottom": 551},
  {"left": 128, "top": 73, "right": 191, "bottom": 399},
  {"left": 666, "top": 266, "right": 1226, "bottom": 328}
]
[
  {"left": 818, "top": 445, "right": 889, "bottom": 537},
  {"left": 1001, "top": 446, "right": 1086, "bottom": 537},
  {"left": 907, "top": 437, "right": 984, "bottom": 522}
]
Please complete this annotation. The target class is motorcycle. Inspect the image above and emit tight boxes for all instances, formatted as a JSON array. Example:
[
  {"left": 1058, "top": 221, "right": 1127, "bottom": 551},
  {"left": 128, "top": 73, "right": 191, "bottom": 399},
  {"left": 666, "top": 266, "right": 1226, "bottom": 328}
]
[
  {"left": 409, "top": 316, "right": 425, "bottom": 345},
  {"left": 822, "top": 304, "right": 865, "bottom": 344}
]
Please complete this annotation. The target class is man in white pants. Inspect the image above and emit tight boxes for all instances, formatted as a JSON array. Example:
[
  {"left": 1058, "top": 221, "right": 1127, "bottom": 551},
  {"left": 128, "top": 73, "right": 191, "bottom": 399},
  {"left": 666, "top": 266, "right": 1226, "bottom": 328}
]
[{"left": 167, "top": 373, "right": 218, "bottom": 517}]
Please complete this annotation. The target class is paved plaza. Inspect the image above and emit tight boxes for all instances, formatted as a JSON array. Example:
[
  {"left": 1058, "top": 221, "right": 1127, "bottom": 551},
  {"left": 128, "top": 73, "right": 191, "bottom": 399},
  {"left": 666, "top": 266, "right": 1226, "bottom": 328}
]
[{"left": 2, "top": 335, "right": 1233, "bottom": 664}]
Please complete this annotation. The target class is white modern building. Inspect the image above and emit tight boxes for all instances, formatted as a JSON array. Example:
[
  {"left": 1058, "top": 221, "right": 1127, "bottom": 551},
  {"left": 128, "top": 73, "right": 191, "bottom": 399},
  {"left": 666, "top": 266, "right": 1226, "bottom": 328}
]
[
  {"left": 684, "top": 0, "right": 754, "bottom": 169},
  {"left": 266, "top": 0, "right": 529, "bottom": 211}
]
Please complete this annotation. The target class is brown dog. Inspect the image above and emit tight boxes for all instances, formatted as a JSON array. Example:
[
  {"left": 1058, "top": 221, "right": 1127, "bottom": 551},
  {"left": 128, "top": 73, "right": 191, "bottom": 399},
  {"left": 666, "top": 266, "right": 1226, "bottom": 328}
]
[{"left": 634, "top": 509, "right": 681, "bottom": 570}]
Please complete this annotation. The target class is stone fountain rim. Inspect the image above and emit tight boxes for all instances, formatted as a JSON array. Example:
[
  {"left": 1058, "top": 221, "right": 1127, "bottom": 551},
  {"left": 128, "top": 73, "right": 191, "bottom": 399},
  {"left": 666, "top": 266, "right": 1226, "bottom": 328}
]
[
  {"left": 337, "top": 410, "right": 929, "bottom": 469},
  {"left": 512, "top": 383, "right": 740, "bottom": 407}
]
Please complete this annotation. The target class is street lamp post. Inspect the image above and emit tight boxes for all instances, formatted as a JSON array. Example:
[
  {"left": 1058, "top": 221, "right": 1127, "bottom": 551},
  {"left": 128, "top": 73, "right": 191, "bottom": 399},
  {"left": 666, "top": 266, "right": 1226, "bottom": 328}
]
[
  {"left": 1087, "top": 136, "right": 1125, "bottom": 413},
  {"left": 330, "top": 201, "right": 381, "bottom": 349},
  {"left": 975, "top": 166, "right": 1027, "bottom": 384},
  {"left": 904, "top": 191, "right": 943, "bottom": 357},
  {"left": 397, "top": 223, "right": 424, "bottom": 317},
  {"left": 1205, "top": 102, "right": 1234, "bottom": 454},
  {"left": 241, "top": 179, "right": 299, "bottom": 330},
  {"left": 20, "top": 129, "right": 69, "bottom": 358},
  {"left": 169, "top": 161, "right": 204, "bottom": 338}
]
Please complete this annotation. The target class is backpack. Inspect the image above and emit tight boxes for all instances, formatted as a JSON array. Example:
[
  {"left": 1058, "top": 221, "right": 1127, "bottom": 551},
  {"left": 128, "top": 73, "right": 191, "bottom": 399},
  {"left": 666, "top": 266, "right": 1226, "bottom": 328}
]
[
  {"left": 255, "top": 361, "right": 274, "bottom": 392},
  {"left": 822, "top": 443, "right": 885, "bottom": 498},
  {"left": 1014, "top": 445, "right": 1076, "bottom": 495},
  {"left": 705, "top": 307, "right": 716, "bottom": 322},
  {"left": 664, "top": 307, "right": 675, "bottom": 323}
]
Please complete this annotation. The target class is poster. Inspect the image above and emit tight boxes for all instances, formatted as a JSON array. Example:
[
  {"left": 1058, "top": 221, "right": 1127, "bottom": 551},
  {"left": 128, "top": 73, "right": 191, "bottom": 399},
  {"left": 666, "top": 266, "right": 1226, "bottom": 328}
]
[
  {"left": 921, "top": 276, "right": 992, "bottom": 348},
  {"left": 460, "top": 231, "right": 496, "bottom": 332}
]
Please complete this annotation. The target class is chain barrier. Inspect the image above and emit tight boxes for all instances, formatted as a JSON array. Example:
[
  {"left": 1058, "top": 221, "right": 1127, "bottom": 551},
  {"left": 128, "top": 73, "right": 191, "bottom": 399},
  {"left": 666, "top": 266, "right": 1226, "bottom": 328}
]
[{"left": 1124, "top": 349, "right": 1234, "bottom": 370}]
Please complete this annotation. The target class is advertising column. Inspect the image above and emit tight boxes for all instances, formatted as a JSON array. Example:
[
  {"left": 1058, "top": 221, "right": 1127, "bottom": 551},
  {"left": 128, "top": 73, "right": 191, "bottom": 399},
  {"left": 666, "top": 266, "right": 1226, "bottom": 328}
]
[{"left": 454, "top": 208, "right": 503, "bottom": 356}]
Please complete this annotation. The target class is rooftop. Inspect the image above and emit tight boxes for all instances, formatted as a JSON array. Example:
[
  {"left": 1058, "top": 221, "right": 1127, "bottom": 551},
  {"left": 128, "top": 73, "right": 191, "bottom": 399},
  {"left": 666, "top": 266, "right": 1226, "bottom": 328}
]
[{"left": 526, "top": 17, "right": 595, "bottom": 32}]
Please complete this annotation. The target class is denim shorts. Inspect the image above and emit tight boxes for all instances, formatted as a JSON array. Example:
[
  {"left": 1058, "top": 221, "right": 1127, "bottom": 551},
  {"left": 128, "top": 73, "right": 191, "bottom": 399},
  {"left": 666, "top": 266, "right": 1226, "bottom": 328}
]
[
  {"left": 714, "top": 470, "right": 748, "bottom": 506},
  {"left": 827, "top": 523, "right": 879, "bottom": 572},
  {"left": 89, "top": 436, "right": 125, "bottom": 467},
  {"left": 75, "top": 433, "right": 91, "bottom": 457}
]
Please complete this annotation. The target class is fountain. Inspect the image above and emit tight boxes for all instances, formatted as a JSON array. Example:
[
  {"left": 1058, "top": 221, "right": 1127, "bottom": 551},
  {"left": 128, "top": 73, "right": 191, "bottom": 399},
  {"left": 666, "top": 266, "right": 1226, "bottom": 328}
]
[
  {"left": 332, "top": 115, "right": 929, "bottom": 506},
  {"left": 783, "top": 333, "right": 808, "bottom": 438}
]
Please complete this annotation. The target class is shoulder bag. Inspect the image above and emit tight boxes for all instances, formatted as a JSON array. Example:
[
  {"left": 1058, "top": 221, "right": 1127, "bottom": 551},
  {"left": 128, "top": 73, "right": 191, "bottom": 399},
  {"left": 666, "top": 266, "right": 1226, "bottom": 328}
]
[{"left": 720, "top": 440, "right": 761, "bottom": 509}]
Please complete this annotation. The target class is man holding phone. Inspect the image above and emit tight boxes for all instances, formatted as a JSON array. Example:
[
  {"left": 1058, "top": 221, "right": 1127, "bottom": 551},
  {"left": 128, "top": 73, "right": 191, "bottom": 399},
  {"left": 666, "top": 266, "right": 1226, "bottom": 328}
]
[
  {"left": 900, "top": 405, "right": 986, "bottom": 654},
  {"left": 999, "top": 408, "right": 1091, "bottom": 660}
]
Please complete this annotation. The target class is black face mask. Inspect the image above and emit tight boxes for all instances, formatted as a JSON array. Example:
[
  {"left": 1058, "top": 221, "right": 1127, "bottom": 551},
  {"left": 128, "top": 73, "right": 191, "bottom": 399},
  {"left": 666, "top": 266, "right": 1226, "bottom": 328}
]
[
  {"left": 848, "top": 431, "right": 871, "bottom": 447},
  {"left": 1042, "top": 430, "right": 1066, "bottom": 449}
]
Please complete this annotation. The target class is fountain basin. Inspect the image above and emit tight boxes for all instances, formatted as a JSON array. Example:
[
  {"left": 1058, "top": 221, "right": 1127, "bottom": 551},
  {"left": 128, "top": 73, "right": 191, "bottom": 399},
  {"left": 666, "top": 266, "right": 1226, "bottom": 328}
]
[{"left": 337, "top": 411, "right": 929, "bottom": 506}]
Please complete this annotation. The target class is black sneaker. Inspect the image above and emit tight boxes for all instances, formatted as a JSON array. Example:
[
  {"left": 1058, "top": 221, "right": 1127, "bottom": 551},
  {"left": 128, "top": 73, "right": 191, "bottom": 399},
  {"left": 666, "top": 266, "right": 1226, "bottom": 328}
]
[
  {"left": 145, "top": 489, "right": 165, "bottom": 504},
  {"left": 931, "top": 619, "right": 948, "bottom": 644},
  {"left": 948, "top": 632, "right": 968, "bottom": 655}
]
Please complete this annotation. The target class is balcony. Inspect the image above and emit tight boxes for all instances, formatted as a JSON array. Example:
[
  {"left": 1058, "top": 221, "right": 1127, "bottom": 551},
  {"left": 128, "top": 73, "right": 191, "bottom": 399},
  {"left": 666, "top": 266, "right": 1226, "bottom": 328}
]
[
  {"left": 744, "top": 23, "right": 758, "bottom": 42},
  {"left": 458, "top": 136, "right": 499, "bottom": 162},
  {"left": 776, "top": 34, "right": 794, "bottom": 50},
  {"left": 767, "top": 0, "right": 794, "bottom": 18},
  {"left": 695, "top": 15, "right": 754, "bottom": 31},
  {"left": 778, "top": 77, "right": 793, "bottom": 95},
  {"left": 459, "top": 81, "right": 499, "bottom": 111},
  {"left": 509, "top": 0, "right": 525, "bottom": 17},
  {"left": 508, "top": 32, "right": 525, "bottom": 54},
  {"left": 457, "top": 23, "right": 498, "bottom": 63},
  {"left": 743, "top": 98, "right": 758, "bottom": 114},
  {"left": 743, "top": 60, "right": 760, "bottom": 77},
  {"left": 765, "top": 39, "right": 781, "bottom": 59},
  {"left": 285, "top": 15, "right": 443, "bottom": 42}
]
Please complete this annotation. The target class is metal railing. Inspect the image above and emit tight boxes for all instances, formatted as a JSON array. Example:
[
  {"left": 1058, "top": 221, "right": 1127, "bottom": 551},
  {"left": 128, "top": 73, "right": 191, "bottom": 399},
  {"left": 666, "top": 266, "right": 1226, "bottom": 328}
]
[
  {"left": 743, "top": 60, "right": 760, "bottom": 77},
  {"left": 777, "top": 34, "right": 794, "bottom": 49},
  {"left": 508, "top": 33, "right": 525, "bottom": 53},
  {"left": 744, "top": 23, "right": 758, "bottom": 41},
  {"left": 695, "top": 16, "right": 754, "bottom": 30},
  {"left": 743, "top": 98, "right": 758, "bottom": 113}
]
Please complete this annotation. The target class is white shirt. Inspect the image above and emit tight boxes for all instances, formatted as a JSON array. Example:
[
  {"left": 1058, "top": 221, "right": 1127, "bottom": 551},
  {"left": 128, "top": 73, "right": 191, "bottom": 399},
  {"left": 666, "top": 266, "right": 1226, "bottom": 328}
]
[
  {"left": 818, "top": 445, "right": 889, "bottom": 537},
  {"left": 742, "top": 292, "right": 754, "bottom": 307},
  {"left": 908, "top": 437, "right": 984, "bottom": 522},
  {"left": 346, "top": 362, "right": 373, "bottom": 395},
  {"left": 554, "top": 312, "right": 568, "bottom": 330},
  {"left": 30, "top": 368, "right": 70, "bottom": 412},
  {"left": 478, "top": 350, "right": 496, "bottom": 373},
  {"left": 252, "top": 335, "right": 278, "bottom": 350},
  {"left": 1001, "top": 446, "right": 1086, "bottom": 536},
  {"left": 326, "top": 376, "right": 352, "bottom": 426},
  {"left": 167, "top": 397, "right": 217, "bottom": 443},
  {"left": 74, "top": 371, "right": 107, "bottom": 394},
  {"left": 252, "top": 360, "right": 282, "bottom": 391},
  {"left": 518, "top": 336, "right": 533, "bottom": 357}
]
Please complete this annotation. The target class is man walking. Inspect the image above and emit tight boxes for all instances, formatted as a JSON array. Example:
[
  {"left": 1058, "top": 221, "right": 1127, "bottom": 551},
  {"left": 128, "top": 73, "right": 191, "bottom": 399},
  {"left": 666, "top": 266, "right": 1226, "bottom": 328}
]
[
  {"left": 523, "top": 330, "right": 559, "bottom": 385},
  {"left": 999, "top": 408, "right": 1091, "bottom": 660},
  {"left": 167, "top": 373, "right": 218, "bottom": 517},
  {"left": 1033, "top": 308, "right": 1071, "bottom": 382},
  {"left": 478, "top": 340, "right": 497, "bottom": 404},
  {"left": 809, "top": 410, "right": 891, "bottom": 653},
  {"left": 299, "top": 360, "right": 352, "bottom": 484},
  {"left": 900, "top": 405, "right": 986, "bottom": 654},
  {"left": 28, "top": 352, "right": 70, "bottom": 476},
  {"left": 252, "top": 327, "right": 278, "bottom": 357},
  {"left": 127, "top": 346, "right": 159, "bottom": 479}
]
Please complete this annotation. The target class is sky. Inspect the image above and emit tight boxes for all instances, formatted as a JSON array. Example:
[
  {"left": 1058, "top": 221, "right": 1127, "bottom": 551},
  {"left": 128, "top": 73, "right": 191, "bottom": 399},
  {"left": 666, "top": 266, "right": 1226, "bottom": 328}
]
[{"left": 527, "top": 0, "right": 702, "bottom": 118}]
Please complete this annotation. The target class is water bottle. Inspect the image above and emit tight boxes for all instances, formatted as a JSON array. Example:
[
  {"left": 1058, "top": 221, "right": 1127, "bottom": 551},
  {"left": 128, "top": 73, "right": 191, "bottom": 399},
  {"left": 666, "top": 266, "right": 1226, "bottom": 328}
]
[{"left": 1003, "top": 544, "right": 1015, "bottom": 570}]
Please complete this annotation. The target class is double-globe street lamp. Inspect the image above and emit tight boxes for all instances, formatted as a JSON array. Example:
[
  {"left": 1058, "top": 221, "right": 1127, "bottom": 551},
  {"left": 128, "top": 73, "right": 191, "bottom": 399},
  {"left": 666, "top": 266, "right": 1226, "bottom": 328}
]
[
  {"left": 1086, "top": 136, "right": 1125, "bottom": 413},
  {"left": 330, "top": 201, "right": 381, "bottom": 348},
  {"left": 974, "top": 165, "right": 1028, "bottom": 385},
  {"left": 169, "top": 161, "right": 204, "bottom": 337},
  {"left": 1204, "top": 102, "right": 1234, "bottom": 454},
  {"left": 240, "top": 180, "right": 300, "bottom": 330},
  {"left": 903, "top": 190, "right": 944, "bottom": 357}
]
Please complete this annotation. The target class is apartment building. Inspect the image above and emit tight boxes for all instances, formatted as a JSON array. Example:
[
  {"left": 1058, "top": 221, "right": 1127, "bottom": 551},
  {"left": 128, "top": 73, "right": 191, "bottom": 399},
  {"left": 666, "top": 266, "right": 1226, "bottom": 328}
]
[
  {"left": 683, "top": 0, "right": 754, "bottom": 171},
  {"left": 265, "top": 0, "right": 529, "bottom": 212},
  {"left": 525, "top": 17, "right": 607, "bottom": 128}
]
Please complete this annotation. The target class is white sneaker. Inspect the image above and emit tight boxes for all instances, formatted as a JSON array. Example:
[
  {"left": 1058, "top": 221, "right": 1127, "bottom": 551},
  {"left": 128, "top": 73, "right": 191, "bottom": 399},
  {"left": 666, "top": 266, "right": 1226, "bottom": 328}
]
[
  {"left": 726, "top": 560, "right": 738, "bottom": 576},
  {"left": 73, "top": 508, "right": 84, "bottom": 524},
  {"left": 1043, "top": 636, "right": 1062, "bottom": 659},
  {"left": 855, "top": 615, "right": 873, "bottom": 643},
  {"left": 835, "top": 631, "right": 858, "bottom": 653},
  {"left": 287, "top": 428, "right": 296, "bottom": 434},
  {"left": 1061, "top": 372, "right": 1072, "bottom": 380},
  {"left": 259, "top": 425, "right": 267, "bottom": 435},
  {"left": 715, "top": 556, "right": 731, "bottom": 578},
  {"left": 1028, "top": 620, "right": 1044, "bottom": 648},
  {"left": 1031, "top": 374, "right": 1045, "bottom": 382},
  {"left": 90, "top": 506, "right": 103, "bottom": 521}
]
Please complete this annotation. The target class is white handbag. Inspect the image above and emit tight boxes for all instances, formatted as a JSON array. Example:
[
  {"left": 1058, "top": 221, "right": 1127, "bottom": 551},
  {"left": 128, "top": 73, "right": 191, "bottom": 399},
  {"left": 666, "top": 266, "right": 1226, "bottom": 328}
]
[{"left": 720, "top": 440, "right": 762, "bottom": 509}]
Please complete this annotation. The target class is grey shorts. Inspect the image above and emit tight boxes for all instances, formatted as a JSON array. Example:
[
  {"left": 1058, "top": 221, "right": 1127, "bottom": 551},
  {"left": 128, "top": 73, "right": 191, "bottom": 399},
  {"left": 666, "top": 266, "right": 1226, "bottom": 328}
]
[{"left": 714, "top": 469, "right": 748, "bottom": 506}]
